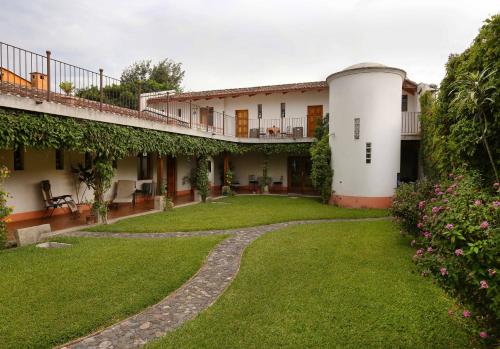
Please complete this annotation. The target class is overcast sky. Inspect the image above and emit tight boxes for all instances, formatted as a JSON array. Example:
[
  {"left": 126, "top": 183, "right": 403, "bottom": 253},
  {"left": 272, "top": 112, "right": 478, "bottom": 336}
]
[{"left": 1, "top": 0, "right": 498, "bottom": 91}]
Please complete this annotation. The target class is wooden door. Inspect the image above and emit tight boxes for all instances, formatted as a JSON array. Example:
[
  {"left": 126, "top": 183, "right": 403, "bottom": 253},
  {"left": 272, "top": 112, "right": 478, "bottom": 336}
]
[
  {"left": 307, "top": 105, "right": 323, "bottom": 137},
  {"left": 166, "top": 156, "right": 176, "bottom": 197},
  {"left": 235, "top": 110, "right": 249, "bottom": 138},
  {"left": 287, "top": 156, "right": 315, "bottom": 194},
  {"left": 200, "top": 107, "right": 214, "bottom": 127}
]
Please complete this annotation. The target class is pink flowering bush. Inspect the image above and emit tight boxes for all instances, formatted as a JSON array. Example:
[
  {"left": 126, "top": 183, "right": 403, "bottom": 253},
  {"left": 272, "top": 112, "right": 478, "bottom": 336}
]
[{"left": 393, "top": 171, "right": 499, "bottom": 341}]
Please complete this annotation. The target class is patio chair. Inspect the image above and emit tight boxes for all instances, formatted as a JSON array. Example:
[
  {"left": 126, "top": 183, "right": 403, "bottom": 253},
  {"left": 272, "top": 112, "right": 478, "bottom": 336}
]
[
  {"left": 112, "top": 180, "right": 136, "bottom": 207},
  {"left": 40, "top": 180, "right": 77, "bottom": 217}
]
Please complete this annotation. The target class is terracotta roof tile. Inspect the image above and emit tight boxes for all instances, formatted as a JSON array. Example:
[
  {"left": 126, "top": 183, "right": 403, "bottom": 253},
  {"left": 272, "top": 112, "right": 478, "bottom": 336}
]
[{"left": 164, "top": 81, "right": 329, "bottom": 101}]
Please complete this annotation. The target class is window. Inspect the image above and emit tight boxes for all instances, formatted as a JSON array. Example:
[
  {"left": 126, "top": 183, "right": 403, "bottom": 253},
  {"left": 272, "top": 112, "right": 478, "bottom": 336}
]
[
  {"left": 55, "top": 149, "right": 64, "bottom": 170},
  {"left": 365, "top": 142, "right": 372, "bottom": 164},
  {"left": 207, "top": 160, "right": 212, "bottom": 172},
  {"left": 354, "top": 118, "right": 360, "bottom": 139},
  {"left": 280, "top": 103, "right": 286, "bottom": 118},
  {"left": 401, "top": 95, "right": 408, "bottom": 112},
  {"left": 14, "top": 145, "right": 24, "bottom": 171},
  {"left": 257, "top": 104, "right": 262, "bottom": 118},
  {"left": 177, "top": 108, "right": 182, "bottom": 118},
  {"left": 138, "top": 153, "right": 152, "bottom": 180}
]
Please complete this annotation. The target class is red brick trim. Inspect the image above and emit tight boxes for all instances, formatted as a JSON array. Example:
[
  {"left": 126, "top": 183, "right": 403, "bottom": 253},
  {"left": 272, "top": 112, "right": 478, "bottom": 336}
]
[{"left": 329, "top": 195, "right": 392, "bottom": 209}]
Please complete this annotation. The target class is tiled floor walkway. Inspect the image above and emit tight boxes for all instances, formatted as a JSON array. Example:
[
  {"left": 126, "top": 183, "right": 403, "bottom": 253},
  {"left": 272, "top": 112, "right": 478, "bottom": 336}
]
[{"left": 59, "top": 217, "right": 389, "bottom": 349}]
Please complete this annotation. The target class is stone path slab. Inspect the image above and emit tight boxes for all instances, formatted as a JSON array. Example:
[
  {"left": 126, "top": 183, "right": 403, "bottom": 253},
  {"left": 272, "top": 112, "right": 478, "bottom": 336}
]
[{"left": 59, "top": 217, "right": 389, "bottom": 349}]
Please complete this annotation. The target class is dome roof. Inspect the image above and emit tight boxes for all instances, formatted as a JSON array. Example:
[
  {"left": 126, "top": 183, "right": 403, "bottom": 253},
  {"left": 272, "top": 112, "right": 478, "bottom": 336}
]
[
  {"left": 326, "top": 62, "right": 406, "bottom": 82},
  {"left": 342, "top": 62, "right": 387, "bottom": 71}
]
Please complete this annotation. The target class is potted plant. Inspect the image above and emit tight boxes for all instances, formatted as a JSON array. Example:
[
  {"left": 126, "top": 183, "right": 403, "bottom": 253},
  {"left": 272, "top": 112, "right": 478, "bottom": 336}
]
[
  {"left": 59, "top": 81, "right": 75, "bottom": 105},
  {"left": 155, "top": 184, "right": 166, "bottom": 210},
  {"left": 259, "top": 155, "right": 272, "bottom": 194},
  {"left": 222, "top": 169, "right": 233, "bottom": 196},
  {"left": 71, "top": 163, "right": 94, "bottom": 215}
]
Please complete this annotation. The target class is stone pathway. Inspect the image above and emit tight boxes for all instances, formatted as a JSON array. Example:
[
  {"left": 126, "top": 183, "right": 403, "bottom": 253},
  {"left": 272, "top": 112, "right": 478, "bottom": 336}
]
[{"left": 59, "top": 217, "right": 389, "bottom": 349}]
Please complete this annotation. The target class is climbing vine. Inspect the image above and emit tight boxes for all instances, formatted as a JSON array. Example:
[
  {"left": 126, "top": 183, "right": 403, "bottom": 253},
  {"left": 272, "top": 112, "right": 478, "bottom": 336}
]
[{"left": 0, "top": 166, "right": 12, "bottom": 249}]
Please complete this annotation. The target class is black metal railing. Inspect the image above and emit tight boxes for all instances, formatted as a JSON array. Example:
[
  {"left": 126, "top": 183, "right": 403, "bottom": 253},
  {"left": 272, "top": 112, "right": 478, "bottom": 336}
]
[
  {"left": 247, "top": 117, "right": 308, "bottom": 138},
  {"left": 401, "top": 112, "right": 421, "bottom": 135},
  {"left": 0, "top": 41, "right": 239, "bottom": 137}
]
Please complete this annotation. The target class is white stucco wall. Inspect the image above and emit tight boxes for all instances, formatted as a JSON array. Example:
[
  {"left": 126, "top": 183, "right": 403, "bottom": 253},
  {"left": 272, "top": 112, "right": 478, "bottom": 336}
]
[
  {"left": 328, "top": 67, "right": 404, "bottom": 198},
  {"left": 229, "top": 153, "right": 288, "bottom": 186},
  {"left": 1, "top": 149, "right": 146, "bottom": 214}
]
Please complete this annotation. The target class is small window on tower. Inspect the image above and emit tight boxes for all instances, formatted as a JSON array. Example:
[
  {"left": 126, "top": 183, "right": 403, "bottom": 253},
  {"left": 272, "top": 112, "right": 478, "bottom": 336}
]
[
  {"left": 366, "top": 142, "right": 372, "bottom": 164},
  {"left": 354, "top": 118, "right": 360, "bottom": 139},
  {"left": 401, "top": 95, "right": 408, "bottom": 112}
]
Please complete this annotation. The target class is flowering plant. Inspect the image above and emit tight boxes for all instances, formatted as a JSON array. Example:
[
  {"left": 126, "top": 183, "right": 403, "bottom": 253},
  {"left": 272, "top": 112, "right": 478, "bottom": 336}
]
[
  {"left": 0, "top": 166, "right": 13, "bottom": 249},
  {"left": 393, "top": 171, "right": 499, "bottom": 342}
]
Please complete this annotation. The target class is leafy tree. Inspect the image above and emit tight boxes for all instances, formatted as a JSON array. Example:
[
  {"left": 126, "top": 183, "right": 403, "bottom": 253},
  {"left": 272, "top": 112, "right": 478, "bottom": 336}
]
[
  {"left": 310, "top": 114, "right": 332, "bottom": 203},
  {"left": 120, "top": 58, "right": 185, "bottom": 93},
  {"left": 421, "top": 14, "right": 500, "bottom": 182}
]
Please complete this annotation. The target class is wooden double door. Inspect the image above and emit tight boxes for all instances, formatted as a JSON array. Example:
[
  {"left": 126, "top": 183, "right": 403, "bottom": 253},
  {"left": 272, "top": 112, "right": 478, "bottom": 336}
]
[
  {"left": 307, "top": 105, "right": 323, "bottom": 137},
  {"left": 287, "top": 156, "right": 315, "bottom": 194}
]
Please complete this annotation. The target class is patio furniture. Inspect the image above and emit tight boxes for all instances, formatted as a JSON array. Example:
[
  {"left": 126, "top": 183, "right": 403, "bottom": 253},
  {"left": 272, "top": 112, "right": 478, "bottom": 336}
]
[
  {"left": 248, "top": 175, "right": 258, "bottom": 192},
  {"left": 249, "top": 128, "right": 260, "bottom": 138},
  {"left": 230, "top": 177, "right": 241, "bottom": 191},
  {"left": 292, "top": 127, "right": 304, "bottom": 138},
  {"left": 40, "top": 180, "right": 77, "bottom": 217},
  {"left": 112, "top": 180, "right": 136, "bottom": 207}
]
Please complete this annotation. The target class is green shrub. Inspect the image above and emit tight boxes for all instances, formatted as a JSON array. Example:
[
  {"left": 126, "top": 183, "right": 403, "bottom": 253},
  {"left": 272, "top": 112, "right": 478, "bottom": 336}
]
[
  {"left": 0, "top": 166, "right": 13, "bottom": 249},
  {"left": 391, "top": 179, "right": 433, "bottom": 235},
  {"left": 395, "top": 171, "right": 499, "bottom": 342},
  {"left": 194, "top": 156, "right": 209, "bottom": 202},
  {"left": 310, "top": 134, "right": 332, "bottom": 204}
]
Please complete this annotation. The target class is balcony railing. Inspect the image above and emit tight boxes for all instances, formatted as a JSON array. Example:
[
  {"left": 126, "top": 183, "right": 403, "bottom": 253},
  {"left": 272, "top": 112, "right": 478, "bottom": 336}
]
[
  {"left": 247, "top": 117, "right": 308, "bottom": 138},
  {"left": 401, "top": 111, "right": 421, "bottom": 136}
]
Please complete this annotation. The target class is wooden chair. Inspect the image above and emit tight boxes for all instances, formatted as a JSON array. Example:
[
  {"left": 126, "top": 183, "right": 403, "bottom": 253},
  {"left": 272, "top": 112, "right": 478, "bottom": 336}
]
[
  {"left": 40, "top": 180, "right": 77, "bottom": 217},
  {"left": 112, "top": 180, "right": 136, "bottom": 207}
]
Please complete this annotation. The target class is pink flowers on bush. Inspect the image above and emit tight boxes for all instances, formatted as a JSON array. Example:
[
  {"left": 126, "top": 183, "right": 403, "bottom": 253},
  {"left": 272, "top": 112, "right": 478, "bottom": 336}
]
[
  {"left": 463, "top": 310, "right": 471, "bottom": 318},
  {"left": 455, "top": 249, "right": 463, "bottom": 256},
  {"left": 431, "top": 206, "right": 440, "bottom": 214},
  {"left": 488, "top": 268, "right": 496, "bottom": 276},
  {"left": 418, "top": 201, "right": 425, "bottom": 209},
  {"left": 440, "top": 267, "right": 448, "bottom": 276},
  {"left": 480, "top": 221, "right": 489, "bottom": 230},
  {"left": 480, "top": 280, "right": 488, "bottom": 289},
  {"left": 415, "top": 249, "right": 424, "bottom": 257},
  {"left": 445, "top": 223, "right": 454, "bottom": 230},
  {"left": 474, "top": 199, "right": 482, "bottom": 206},
  {"left": 493, "top": 201, "right": 500, "bottom": 208},
  {"left": 427, "top": 246, "right": 433, "bottom": 253},
  {"left": 417, "top": 222, "right": 424, "bottom": 229},
  {"left": 479, "top": 331, "right": 488, "bottom": 339},
  {"left": 422, "top": 231, "right": 431, "bottom": 239}
]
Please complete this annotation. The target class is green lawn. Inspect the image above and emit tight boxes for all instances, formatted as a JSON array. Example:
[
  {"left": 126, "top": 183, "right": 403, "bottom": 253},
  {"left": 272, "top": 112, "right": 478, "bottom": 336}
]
[
  {"left": 90, "top": 195, "right": 388, "bottom": 233},
  {"left": 147, "top": 220, "right": 476, "bottom": 349},
  {"left": 0, "top": 235, "right": 225, "bottom": 349}
]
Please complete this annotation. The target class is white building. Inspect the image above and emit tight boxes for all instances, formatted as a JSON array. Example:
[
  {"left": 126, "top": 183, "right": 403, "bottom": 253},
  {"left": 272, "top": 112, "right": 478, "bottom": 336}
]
[{"left": 0, "top": 42, "right": 428, "bottom": 233}]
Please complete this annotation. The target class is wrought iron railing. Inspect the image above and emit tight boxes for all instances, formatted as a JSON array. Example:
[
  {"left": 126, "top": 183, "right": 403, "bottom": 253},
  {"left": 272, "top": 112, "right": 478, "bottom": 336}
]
[
  {"left": 0, "top": 42, "right": 238, "bottom": 137},
  {"left": 247, "top": 117, "right": 309, "bottom": 138},
  {"left": 401, "top": 112, "right": 421, "bottom": 135}
]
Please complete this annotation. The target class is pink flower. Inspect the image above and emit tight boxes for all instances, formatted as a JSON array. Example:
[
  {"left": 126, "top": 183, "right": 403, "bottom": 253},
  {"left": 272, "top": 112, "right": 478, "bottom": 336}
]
[
  {"left": 494, "top": 182, "right": 500, "bottom": 189},
  {"left": 440, "top": 267, "right": 448, "bottom": 276},
  {"left": 480, "top": 221, "right": 489, "bottom": 230},
  {"left": 488, "top": 268, "right": 496, "bottom": 276},
  {"left": 427, "top": 246, "right": 433, "bottom": 253},
  {"left": 463, "top": 310, "right": 471, "bottom": 318},
  {"left": 430, "top": 198, "right": 437, "bottom": 202},
  {"left": 445, "top": 224, "right": 454, "bottom": 230},
  {"left": 410, "top": 239, "right": 416, "bottom": 247},
  {"left": 480, "top": 280, "right": 488, "bottom": 289},
  {"left": 432, "top": 206, "right": 440, "bottom": 214},
  {"left": 422, "top": 231, "right": 431, "bottom": 239},
  {"left": 454, "top": 249, "right": 463, "bottom": 256},
  {"left": 443, "top": 198, "right": 449, "bottom": 203},
  {"left": 418, "top": 201, "right": 425, "bottom": 209},
  {"left": 474, "top": 200, "right": 482, "bottom": 206},
  {"left": 493, "top": 201, "right": 500, "bottom": 208},
  {"left": 422, "top": 215, "right": 428, "bottom": 221},
  {"left": 479, "top": 332, "right": 488, "bottom": 339},
  {"left": 415, "top": 248, "right": 424, "bottom": 257},
  {"left": 417, "top": 222, "right": 424, "bottom": 229}
]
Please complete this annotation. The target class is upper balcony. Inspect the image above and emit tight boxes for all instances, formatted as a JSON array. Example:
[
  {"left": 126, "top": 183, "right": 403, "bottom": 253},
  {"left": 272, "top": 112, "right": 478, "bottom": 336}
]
[{"left": 0, "top": 42, "right": 421, "bottom": 142}]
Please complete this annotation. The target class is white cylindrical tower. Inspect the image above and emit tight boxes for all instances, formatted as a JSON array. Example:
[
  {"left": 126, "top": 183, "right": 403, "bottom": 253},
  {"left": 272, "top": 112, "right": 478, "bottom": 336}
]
[{"left": 326, "top": 63, "right": 405, "bottom": 208}]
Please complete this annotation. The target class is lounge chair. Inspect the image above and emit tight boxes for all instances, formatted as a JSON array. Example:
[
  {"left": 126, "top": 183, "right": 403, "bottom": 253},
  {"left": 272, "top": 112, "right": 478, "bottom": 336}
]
[
  {"left": 40, "top": 180, "right": 77, "bottom": 217},
  {"left": 112, "top": 180, "right": 136, "bottom": 207}
]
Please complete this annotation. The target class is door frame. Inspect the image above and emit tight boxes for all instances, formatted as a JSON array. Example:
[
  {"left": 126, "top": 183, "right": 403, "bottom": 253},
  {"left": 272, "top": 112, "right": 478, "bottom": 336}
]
[
  {"left": 307, "top": 105, "right": 323, "bottom": 138},
  {"left": 287, "top": 156, "right": 317, "bottom": 194},
  {"left": 166, "top": 155, "right": 176, "bottom": 197},
  {"left": 235, "top": 109, "right": 249, "bottom": 138}
]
